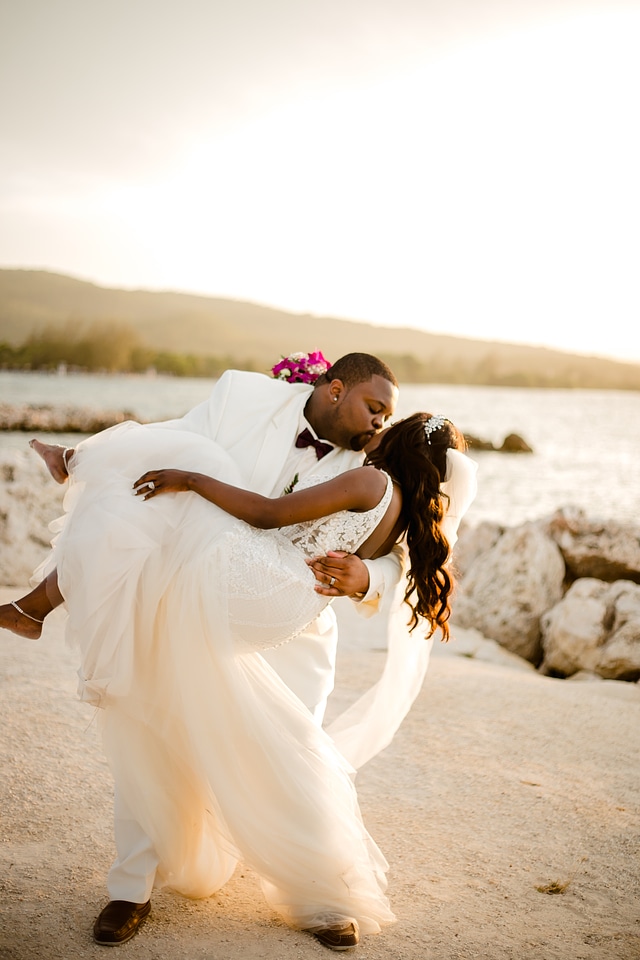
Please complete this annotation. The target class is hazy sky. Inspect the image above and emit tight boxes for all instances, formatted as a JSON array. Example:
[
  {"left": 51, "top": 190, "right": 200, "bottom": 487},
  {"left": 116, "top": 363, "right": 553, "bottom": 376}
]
[{"left": 1, "top": 0, "right": 639, "bottom": 362}]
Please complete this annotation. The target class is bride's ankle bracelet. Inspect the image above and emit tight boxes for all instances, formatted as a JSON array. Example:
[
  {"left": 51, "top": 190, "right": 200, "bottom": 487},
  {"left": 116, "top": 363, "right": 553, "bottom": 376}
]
[{"left": 11, "top": 600, "right": 45, "bottom": 624}]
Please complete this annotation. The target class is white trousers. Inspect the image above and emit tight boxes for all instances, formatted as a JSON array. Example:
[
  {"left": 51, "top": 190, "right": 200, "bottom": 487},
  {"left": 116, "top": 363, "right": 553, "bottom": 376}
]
[
  {"left": 108, "top": 789, "right": 159, "bottom": 902},
  {"left": 107, "top": 611, "right": 338, "bottom": 901}
]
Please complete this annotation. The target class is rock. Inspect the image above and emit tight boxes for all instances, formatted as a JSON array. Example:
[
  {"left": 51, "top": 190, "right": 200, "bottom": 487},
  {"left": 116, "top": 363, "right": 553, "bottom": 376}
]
[
  {"left": 565, "top": 671, "right": 640, "bottom": 700},
  {"left": 453, "top": 523, "right": 565, "bottom": 665},
  {"left": 541, "top": 578, "right": 640, "bottom": 681},
  {"left": 452, "top": 521, "right": 503, "bottom": 578},
  {"left": 0, "top": 450, "right": 66, "bottom": 586},
  {"left": 464, "top": 434, "right": 496, "bottom": 451},
  {"left": 435, "top": 624, "right": 537, "bottom": 672},
  {"left": 0, "top": 404, "right": 140, "bottom": 433},
  {"left": 540, "top": 578, "right": 610, "bottom": 676},
  {"left": 565, "top": 670, "right": 606, "bottom": 682},
  {"left": 545, "top": 506, "right": 640, "bottom": 584},
  {"left": 499, "top": 433, "right": 533, "bottom": 453},
  {"left": 464, "top": 432, "right": 533, "bottom": 453}
]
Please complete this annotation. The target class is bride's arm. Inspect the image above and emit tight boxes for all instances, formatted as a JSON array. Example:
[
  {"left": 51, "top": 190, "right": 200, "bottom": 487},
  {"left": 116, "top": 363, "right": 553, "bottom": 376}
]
[{"left": 133, "top": 466, "right": 386, "bottom": 529}]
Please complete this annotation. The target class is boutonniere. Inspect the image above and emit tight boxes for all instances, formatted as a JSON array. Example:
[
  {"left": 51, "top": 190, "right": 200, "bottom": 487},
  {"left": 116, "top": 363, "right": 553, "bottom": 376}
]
[{"left": 283, "top": 473, "right": 299, "bottom": 495}]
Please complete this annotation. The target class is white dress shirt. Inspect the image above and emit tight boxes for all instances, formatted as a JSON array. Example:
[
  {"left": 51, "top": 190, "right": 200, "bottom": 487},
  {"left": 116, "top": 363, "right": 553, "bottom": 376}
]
[{"left": 270, "top": 408, "right": 335, "bottom": 498}]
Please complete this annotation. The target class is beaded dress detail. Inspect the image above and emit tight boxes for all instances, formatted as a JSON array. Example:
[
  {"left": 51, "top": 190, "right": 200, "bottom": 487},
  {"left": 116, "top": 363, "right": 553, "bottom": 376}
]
[
  {"left": 225, "top": 470, "right": 393, "bottom": 649},
  {"left": 283, "top": 470, "right": 393, "bottom": 558}
]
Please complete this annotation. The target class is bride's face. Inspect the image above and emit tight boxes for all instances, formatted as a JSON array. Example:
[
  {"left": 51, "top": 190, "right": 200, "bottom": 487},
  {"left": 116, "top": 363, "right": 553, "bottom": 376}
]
[
  {"left": 330, "top": 375, "right": 398, "bottom": 451},
  {"left": 363, "top": 425, "right": 391, "bottom": 454}
]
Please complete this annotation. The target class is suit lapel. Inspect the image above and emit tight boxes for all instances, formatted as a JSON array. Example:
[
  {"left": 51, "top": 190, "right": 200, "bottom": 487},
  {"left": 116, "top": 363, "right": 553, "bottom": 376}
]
[
  {"left": 215, "top": 372, "right": 365, "bottom": 493},
  {"left": 246, "top": 391, "right": 308, "bottom": 493}
]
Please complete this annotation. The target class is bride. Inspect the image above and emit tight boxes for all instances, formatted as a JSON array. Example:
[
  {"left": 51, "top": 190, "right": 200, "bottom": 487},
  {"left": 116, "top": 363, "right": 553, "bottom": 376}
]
[{"left": 1, "top": 411, "right": 476, "bottom": 948}]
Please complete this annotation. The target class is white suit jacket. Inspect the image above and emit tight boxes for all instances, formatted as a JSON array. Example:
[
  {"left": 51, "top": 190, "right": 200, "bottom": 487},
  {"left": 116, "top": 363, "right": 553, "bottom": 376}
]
[
  {"left": 175, "top": 370, "right": 365, "bottom": 493},
  {"left": 156, "top": 369, "right": 404, "bottom": 718}
]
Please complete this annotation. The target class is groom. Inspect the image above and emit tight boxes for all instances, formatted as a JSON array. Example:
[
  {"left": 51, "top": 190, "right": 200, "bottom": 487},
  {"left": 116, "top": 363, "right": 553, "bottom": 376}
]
[
  {"left": 92, "top": 352, "right": 403, "bottom": 949},
  {"left": 26, "top": 351, "right": 402, "bottom": 722},
  {"left": 5, "top": 352, "right": 402, "bottom": 948},
  {"left": 151, "top": 352, "right": 400, "bottom": 717}
]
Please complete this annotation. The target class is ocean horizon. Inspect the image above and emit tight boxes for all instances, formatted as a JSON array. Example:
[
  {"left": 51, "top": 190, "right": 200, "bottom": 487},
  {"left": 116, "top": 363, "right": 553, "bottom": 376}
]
[{"left": 2, "top": 370, "right": 639, "bottom": 529}]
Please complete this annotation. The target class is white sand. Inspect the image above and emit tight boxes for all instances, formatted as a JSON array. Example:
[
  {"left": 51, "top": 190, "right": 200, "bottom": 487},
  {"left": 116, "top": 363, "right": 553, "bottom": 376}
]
[{"left": 1, "top": 584, "right": 639, "bottom": 960}]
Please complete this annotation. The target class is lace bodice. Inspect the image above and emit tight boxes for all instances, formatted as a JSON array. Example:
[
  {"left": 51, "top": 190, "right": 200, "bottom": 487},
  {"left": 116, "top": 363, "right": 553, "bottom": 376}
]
[{"left": 280, "top": 470, "right": 394, "bottom": 559}]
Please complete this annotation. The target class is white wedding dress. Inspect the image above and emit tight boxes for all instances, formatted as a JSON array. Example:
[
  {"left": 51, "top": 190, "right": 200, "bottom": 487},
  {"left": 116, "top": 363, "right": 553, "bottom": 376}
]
[{"left": 37, "top": 420, "right": 396, "bottom": 934}]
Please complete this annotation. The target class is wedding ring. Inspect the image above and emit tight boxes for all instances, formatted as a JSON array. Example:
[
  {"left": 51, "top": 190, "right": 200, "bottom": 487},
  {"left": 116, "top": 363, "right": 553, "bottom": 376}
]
[
  {"left": 329, "top": 576, "right": 336, "bottom": 587},
  {"left": 147, "top": 481, "right": 155, "bottom": 491}
]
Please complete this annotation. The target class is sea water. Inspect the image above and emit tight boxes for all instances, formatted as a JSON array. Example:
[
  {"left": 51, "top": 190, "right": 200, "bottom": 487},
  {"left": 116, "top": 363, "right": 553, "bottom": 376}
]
[{"left": 2, "top": 371, "right": 639, "bottom": 528}]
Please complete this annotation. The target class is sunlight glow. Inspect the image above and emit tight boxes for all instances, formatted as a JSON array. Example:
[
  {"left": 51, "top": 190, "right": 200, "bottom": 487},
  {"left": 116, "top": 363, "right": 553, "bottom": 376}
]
[{"left": 3, "top": 7, "right": 639, "bottom": 361}]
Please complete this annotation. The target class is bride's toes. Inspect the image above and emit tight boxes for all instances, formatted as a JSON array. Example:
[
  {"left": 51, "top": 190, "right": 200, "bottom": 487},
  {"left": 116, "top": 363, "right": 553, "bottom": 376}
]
[
  {"left": 0, "top": 602, "right": 43, "bottom": 640},
  {"left": 29, "top": 439, "right": 70, "bottom": 484}
]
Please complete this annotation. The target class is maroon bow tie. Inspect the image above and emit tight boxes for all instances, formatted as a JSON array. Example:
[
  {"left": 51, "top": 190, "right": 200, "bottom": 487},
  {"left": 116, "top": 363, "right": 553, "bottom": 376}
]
[{"left": 295, "top": 428, "right": 334, "bottom": 460}]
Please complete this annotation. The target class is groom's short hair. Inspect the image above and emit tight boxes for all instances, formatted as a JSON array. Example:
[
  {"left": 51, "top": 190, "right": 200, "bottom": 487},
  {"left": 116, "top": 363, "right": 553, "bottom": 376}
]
[{"left": 315, "top": 353, "right": 398, "bottom": 389}]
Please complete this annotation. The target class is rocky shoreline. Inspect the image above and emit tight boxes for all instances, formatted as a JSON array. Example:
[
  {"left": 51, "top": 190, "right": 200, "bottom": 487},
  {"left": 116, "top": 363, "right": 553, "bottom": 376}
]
[
  {"left": 4, "top": 438, "right": 638, "bottom": 686},
  {"left": 0, "top": 403, "right": 139, "bottom": 433},
  {"left": 454, "top": 510, "right": 640, "bottom": 683},
  {"left": 0, "top": 403, "right": 533, "bottom": 453}
]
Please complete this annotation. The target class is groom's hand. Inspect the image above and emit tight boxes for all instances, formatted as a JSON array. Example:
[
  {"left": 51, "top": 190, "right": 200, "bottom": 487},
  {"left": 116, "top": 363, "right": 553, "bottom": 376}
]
[{"left": 307, "top": 551, "right": 370, "bottom": 598}]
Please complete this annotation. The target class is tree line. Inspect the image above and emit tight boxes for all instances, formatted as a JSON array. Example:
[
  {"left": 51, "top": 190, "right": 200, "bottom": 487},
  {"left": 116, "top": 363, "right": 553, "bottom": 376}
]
[
  {"left": 0, "top": 322, "right": 444, "bottom": 382},
  {"left": 0, "top": 321, "right": 258, "bottom": 379},
  {"left": 1, "top": 320, "right": 639, "bottom": 390}
]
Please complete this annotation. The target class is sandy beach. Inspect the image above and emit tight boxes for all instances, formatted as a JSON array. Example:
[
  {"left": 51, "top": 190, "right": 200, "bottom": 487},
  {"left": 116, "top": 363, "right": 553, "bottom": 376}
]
[{"left": 1, "top": 584, "right": 639, "bottom": 960}]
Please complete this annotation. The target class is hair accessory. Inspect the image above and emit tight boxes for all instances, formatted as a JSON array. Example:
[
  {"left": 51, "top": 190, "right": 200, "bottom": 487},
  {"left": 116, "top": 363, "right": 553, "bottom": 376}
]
[
  {"left": 271, "top": 351, "right": 331, "bottom": 384},
  {"left": 423, "top": 414, "right": 447, "bottom": 443}
]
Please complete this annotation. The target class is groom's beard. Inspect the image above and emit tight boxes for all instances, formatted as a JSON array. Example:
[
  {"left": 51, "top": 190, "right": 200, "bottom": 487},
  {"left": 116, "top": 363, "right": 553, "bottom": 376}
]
[{"left": 349, "top": 430, "right": 378, "bottom": 451}]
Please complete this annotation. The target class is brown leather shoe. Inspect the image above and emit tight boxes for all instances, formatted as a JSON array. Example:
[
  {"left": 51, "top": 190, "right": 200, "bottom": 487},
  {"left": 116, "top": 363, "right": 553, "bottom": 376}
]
[
  {"left": 313, "top": 920, "right": 360, "bottom": 950},
  {"left": 93, "top": 899, "right": 151, "bottom": 945}
]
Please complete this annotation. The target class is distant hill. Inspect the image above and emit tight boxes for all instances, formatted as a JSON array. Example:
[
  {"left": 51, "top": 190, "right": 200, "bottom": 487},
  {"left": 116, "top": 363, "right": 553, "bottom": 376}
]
[{"left": 1, "top": 268, "right": 639, "bottom": 389}]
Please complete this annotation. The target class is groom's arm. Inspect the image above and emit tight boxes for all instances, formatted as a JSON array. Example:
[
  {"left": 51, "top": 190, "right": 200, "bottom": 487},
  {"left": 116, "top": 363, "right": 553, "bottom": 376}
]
[{"left": 358, "top": 544, "right": 405, "bottom": 617}]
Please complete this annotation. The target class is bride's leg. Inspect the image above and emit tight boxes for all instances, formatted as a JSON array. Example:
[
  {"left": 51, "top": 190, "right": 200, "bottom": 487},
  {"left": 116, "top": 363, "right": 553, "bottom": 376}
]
[
  {"left": 29, "top": 439, "right": 75, "bottom": 484},
  {"left": 0, "top": 571, "right": 64, "bottom": 639}
]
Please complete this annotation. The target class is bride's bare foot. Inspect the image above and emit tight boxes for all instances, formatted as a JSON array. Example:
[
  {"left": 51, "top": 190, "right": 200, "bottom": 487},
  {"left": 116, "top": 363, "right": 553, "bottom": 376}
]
[
  {"left": 29, "top": 439, "right": 73, "bottom": 484},
  {"left": 0, "top": 602, "right": 43, "bottom": 640}
]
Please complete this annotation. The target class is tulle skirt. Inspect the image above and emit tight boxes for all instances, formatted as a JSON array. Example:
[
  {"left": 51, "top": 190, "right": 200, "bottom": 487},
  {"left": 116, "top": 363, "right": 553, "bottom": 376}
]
[{"left": 36, "top": 421, "right": 394, "bottom": 933}]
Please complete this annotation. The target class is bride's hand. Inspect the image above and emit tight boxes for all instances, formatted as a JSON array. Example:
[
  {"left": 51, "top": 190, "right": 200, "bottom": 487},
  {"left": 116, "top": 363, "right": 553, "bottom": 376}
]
[{"left": 133, "top": 469, "right": 191, "bottom": 500}]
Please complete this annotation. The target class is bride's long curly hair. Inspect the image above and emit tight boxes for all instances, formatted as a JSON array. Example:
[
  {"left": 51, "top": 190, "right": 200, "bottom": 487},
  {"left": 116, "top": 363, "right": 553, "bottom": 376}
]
[{"left": 365, "top": 412, "right": 466, "bottom": 641}]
